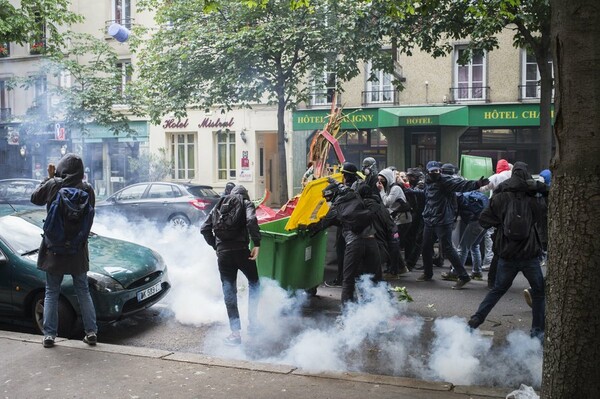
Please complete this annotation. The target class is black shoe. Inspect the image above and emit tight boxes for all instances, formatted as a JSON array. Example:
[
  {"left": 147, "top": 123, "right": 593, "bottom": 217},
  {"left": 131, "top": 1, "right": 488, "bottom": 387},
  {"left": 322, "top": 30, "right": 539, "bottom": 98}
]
[
  {"left": 416, "top": 273, "right": 432, "bottom": 282},
  {"left": 43, "top": 336, "right": 55, "bottom": 348},
  {"left": 468, "top": 316, "right": 481, "bottom": 329},
  {"left": 83, "top": 332, "right": 97, "bottom": 346},
  {"left": 470, "top": 272, "right": 483, "bottom": 281},
  {"left": 452, "top": 277, "right": 471, "bottom": 290},
  {"left": 324, "top": 279, "right": 342, "bottom": 288},
  {"left": 441, "top": 271, "right": 458, "bottom": 281}
]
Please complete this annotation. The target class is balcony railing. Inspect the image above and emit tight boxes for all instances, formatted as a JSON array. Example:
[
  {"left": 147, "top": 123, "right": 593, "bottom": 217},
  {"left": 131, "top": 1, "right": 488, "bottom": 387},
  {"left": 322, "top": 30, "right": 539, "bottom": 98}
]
[
  {"left": 105, "top": 18, "right": 135, "bottom": 31},
  {"left": 361, "top": 90, "right": 398, "bottom": 106},
  {"left": 518, "top": 83, "right": 541, "bottom": 101},
  {"left": 307, "top": 91, "right": 342, "bottom": 109},
  {"left": 0, "top": 108, "right": 11, "bottom": 121},
  {"left": 449, "top": 86, "right": 490, "bottom": 103}
]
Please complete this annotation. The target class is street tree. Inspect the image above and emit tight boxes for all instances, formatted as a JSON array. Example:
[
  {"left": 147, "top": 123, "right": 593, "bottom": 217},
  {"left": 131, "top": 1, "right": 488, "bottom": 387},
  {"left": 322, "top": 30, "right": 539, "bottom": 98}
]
[
  {"left": 542, "top": 0, "right": 600, "bottom": 396},
  {"left": 133, "top": 0, "right": 396, "bottom": 204},
  {"left": 0, "top": 0, "right": 82, "bottom": 54},
  {"left": 380, "top": 0, "right": 554, "bottom": 168},
  {"left": 14, "top": 32, "right": 139, "bottom": 139}
]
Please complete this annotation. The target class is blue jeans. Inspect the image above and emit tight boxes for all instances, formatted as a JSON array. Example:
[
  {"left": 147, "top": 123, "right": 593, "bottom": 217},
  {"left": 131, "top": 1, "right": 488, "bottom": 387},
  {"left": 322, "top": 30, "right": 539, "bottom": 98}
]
[
  {"left": 473, "top": 257, "right": 545, "bottom": 337},
  {"left": 458, "top": 221, "right": 485, "bottom": 273},
  {"left": 43, "top": 272, "right": 97, "bottom": 337},
  {"left": 217, "top": 249, "right": 260, "bottom": 332},
  {"left": 422, "top": 223, "right": 469, "bottom": 280}
]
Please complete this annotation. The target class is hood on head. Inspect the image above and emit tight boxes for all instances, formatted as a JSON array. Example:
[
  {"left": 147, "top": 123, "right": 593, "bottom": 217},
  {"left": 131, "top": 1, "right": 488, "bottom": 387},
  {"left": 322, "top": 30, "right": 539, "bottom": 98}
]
[
  {"left": 378, "top": 168, "right": 396, "bottom": 188},
  {"left": 441, "top": 163, "right": 456, "bottom": 175},
  {"left": 56, "top": 153, "right": 84, "bottom": 186},
  {"left": 231, "top": 185, "right": 250, "bottom": 201},
  {"left": 496, "top": 159, "right": 510, "bottom": 174},
  {"left": 504, "top": 161, "right": 532, "bottom": 191}
]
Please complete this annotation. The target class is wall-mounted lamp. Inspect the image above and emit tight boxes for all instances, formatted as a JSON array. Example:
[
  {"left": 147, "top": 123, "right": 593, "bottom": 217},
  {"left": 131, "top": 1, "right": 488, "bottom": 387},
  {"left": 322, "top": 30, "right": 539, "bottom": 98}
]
[
  {"left": 19, "top": 145, "right": 26, "bottom": 158},
  {"left": 284, "top": 131, "right": 289, "bottom": 143},
  {"left": 240, "top": 129, "right": 247, "bottom": 143},
  {"left": 60, "top": 144, "right": 68, "bottom": 156}
]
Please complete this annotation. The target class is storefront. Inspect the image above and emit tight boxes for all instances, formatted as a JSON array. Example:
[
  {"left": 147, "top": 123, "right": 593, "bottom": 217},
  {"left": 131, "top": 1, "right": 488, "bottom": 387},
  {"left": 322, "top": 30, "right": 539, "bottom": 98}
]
[
  {"left": 292, "top": 103, "right": 551, "bottom": 186},
  {"left": 71, "top": 121, "right": 149, "bottom": 197}
]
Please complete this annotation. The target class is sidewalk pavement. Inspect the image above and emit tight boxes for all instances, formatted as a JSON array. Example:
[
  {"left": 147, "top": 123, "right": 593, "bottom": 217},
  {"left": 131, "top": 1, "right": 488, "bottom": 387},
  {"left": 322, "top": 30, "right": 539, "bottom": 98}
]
[{"left": 0, "top": 331, "right": 511, "bottom": 399}]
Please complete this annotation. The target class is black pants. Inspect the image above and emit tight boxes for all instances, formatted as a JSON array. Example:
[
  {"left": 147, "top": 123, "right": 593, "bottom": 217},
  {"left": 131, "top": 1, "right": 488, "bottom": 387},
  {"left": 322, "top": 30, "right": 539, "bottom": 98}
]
[
  {"left": 342, "top": 237, "right": 380, "bottom": 304},
  {"left": 335, "top": 227, "right": 345, "bottom": 282},
  {"left": 405, "top": 216, "right": 424, "bottom": 267},
  {"left": 217, "top": 248, "right": 260, "bottom": 332}
]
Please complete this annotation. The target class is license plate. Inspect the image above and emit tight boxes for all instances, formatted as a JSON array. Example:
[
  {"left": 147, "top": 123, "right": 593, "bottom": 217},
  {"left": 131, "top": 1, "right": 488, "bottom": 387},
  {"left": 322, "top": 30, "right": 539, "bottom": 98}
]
[{"left": 137, "top": 282, "right": 162, "bottom": 302}]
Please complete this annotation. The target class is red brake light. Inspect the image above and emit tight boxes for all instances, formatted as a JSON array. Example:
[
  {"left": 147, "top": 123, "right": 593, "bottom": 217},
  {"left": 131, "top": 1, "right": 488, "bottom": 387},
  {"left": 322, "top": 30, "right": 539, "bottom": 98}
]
[{"left": 189, "top": 198, "right": 210, "bottom": 210}]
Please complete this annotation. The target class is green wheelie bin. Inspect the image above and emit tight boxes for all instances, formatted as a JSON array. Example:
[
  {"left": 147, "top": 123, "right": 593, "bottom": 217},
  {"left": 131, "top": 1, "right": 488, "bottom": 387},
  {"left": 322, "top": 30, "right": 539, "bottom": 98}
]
[{"left": 255, "top": 216, "right": 327, "bottom": 296}]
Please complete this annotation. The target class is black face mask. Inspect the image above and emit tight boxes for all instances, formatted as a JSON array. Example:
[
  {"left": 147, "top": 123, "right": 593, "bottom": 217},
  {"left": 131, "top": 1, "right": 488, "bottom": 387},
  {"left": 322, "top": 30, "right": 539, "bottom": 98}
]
[{"left": 428, "top": 172, "right": 441, "bottom": 181}]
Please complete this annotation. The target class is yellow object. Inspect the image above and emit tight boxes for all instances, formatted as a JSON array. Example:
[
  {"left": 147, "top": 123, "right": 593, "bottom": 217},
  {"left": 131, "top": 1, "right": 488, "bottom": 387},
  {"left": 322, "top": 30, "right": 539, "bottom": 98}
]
[{"left": 284, "top": 173, "right": 343, "bottom": 231}]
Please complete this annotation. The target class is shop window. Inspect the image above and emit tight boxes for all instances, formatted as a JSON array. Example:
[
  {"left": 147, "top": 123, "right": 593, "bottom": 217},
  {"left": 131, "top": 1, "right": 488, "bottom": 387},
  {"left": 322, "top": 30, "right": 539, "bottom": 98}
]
[
  {"left": 364, "top": 62, "right": 394, "bottom": 104},
  {"left": 369, "top": 129, "right": 388, "bottom": 147},
  {"left": 482, "top": 129, "right": 516, "bottom": 144},
  {"left": 520, "top": 49, "right": 553, "bottom": 100},
  {"left": 170, "top": 133, "right": 196, "bottom": 180},
  {"left": 112, "top": 0, "right": 132, "bottom": 28},
  {"left": 216, "top": 130, "right": 235, "bottom": 180},
  {"left": 453, "top": 47, "right": 487, "bottom": 101}
]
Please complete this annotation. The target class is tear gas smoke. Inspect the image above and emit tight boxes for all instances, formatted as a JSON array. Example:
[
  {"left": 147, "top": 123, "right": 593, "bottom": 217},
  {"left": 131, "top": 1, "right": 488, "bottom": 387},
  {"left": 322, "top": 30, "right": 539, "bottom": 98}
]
[{"left": 93, "top": 215, "right": 543, "bottom": 389}]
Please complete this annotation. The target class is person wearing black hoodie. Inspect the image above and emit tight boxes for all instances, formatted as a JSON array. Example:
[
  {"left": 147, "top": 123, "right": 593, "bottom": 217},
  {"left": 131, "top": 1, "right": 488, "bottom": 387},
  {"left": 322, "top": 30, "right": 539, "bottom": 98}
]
[
  {"left": 468, "top": 162, "right": 546, "bottom": 340},
  {"left": 201, "top": 185, "right": 261, "bottom": 346},
  {"left": 30, "top": 153, "right": 97, "bottom": 348}
]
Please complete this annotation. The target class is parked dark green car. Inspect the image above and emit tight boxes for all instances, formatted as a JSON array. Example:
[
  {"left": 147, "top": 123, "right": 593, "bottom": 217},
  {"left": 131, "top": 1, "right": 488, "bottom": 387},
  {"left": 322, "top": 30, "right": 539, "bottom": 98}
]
[{"left": 0, "top": 209, "right": 171, "bottom": 337}]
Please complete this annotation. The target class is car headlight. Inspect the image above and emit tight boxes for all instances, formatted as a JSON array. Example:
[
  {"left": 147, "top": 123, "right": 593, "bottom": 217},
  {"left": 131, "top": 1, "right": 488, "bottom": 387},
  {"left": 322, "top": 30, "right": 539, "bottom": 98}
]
[{"left": 87, "top": 272, "right": 125, "bottom": 292}]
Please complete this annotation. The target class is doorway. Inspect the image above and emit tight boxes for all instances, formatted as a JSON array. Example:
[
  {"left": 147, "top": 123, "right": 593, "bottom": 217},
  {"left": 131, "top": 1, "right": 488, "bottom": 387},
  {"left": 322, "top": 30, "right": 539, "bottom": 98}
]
[
  {"left": 256, "top": 131, "right": 279, "bottom": 207},
  {"left": 405, "top": 129, "right": 440, "bottom": 169}
]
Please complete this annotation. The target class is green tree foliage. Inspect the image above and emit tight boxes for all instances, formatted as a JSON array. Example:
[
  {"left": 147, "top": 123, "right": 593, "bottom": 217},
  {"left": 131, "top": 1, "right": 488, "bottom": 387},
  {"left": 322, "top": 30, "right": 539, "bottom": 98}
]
[
  {"left": 13, "top": 32, "right": 140, "bottom": 137},
  {"left": 133, "top": 0, "right": 396, "bottom": 203},
  {"left": 380, "top": 0, "right": 554, "bottom": 167},
  {"left": 0, "top": 0, "right": 82, "bottom": 53}
]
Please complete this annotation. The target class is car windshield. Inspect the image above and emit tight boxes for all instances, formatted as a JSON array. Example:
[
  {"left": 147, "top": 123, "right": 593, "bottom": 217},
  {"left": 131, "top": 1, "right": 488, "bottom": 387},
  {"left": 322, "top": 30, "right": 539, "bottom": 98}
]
[
  {"left": 187, "top": 187, "right": 219, "bottom": 197},
  {"left": 0, "top": 215, "right": 43, "bottom": 254},
  {"left": 0, "top": 180, "right": 37, "bottom": 202}
]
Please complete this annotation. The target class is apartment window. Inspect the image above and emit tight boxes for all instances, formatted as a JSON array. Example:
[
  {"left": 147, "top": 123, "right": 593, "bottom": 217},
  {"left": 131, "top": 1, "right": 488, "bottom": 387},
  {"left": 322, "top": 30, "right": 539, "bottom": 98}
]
[
  {"left": 454, "top": 47, "right": 487, "bottom": 101},
  {"left": 521, "top": 49, "right": 553, "bottom": 100},
  {"left": 0, "top": 80, "right": 10, "bottom": 120},
  {"left": 31, "top": 76, "right": 47, "bottom": 110},
  {"left": 116, "top": 61, "right": 132, "bottom": 97},
  {"left": 170, "top": 133, "right": 196, "bottom": 180},
  {"left": 113, "top": 0, "right": 132, "bottom": 28},
  {"left": 30, "top": 12, "right": 46, "bottom": 54},
  {"left": 311, "top": 71, "right": 336, "bottom": 106},
  {"left": 217, "top": 130, "right": 236, "bottom": 180},
  {"left": 365, "top": 62, "right": 394, "bottom": 103},
  {"left": 0, "top": 42, "right": 10, "bottom": 58}
]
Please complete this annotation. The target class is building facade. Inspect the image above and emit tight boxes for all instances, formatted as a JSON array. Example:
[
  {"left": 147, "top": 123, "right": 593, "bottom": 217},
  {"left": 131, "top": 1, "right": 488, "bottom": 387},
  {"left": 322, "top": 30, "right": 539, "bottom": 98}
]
[{"left": 291, "top": 28, "right": 552, "bottom": 194}]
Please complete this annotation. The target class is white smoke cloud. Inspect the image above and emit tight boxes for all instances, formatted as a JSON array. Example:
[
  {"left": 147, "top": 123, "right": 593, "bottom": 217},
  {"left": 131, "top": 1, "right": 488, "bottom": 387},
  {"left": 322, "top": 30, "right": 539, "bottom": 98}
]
[{"left": 93, "top": 215, "right": 543, "bottom": 389}]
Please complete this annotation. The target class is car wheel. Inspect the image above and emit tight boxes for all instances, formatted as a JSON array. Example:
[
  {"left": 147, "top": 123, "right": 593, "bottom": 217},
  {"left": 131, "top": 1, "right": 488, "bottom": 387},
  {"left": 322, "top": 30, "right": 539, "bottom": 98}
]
[
  {"left": 32, "top": 292, "right": 76, "bottom": 338},
  {"left": 169, "top": 214, "right": 190, "bottom": 229}
]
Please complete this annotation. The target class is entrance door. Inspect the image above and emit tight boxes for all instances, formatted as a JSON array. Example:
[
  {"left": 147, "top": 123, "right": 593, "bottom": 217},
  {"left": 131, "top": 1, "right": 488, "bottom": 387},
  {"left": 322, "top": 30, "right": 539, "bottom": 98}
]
[
  {"left": 256, "top": 132, "right": 279, "bottom": 207},
  {"left": 407, "top": 130, "right": 439, "bottom": 168}
]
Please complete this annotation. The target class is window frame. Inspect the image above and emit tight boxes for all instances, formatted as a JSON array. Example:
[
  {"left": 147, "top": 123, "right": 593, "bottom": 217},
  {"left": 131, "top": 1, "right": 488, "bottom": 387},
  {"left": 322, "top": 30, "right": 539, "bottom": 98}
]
[
  {"left": 216, "top": 129, "right": 236, "bottom": 181},
  {"left": 115, "top": 60, "right": 132, "bottom": 99},
  {"left": 112, "top": 0, "right": 132, "bottom": 28},
  {"left": 520, "top": 48, "right": 554, "bottom": 100},
  {"left": 453, "top": 46, "right": 487, "bottom": 101},
  {"left": 170, "top": 132, "right": 197, "bottom": 181},
  {"left": 311, "top": 70, "right": 337, "bottom": 106},
  {"left": 365, "top": 61, "right": 394, "bottom": 104}
]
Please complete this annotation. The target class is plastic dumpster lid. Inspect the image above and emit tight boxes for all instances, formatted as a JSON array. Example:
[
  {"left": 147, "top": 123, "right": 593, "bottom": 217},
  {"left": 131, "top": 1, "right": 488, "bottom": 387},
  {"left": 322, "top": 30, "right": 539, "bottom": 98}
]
[
  {"left": 284, "top": 173, "right": 343, "bottom": 231},
  {"left": 459, "top": 155, "right": 493, "bottom": 181}
]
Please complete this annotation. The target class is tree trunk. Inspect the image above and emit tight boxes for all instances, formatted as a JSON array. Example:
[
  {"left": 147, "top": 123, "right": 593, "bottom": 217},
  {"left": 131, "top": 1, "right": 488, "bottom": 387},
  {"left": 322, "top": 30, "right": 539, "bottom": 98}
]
[
  {"left": 276, "top": 88, "right": 289, "bottom": 205},
  {"left": 543, "top": 1, "right": 600, "bottom": 397}
]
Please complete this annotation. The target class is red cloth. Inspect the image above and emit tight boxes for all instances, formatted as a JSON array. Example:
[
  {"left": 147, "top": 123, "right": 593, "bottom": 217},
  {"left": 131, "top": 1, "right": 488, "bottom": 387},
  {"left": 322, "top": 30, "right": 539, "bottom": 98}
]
[{"left": 496, "top": 159, "right": 510, "bottom": 174}]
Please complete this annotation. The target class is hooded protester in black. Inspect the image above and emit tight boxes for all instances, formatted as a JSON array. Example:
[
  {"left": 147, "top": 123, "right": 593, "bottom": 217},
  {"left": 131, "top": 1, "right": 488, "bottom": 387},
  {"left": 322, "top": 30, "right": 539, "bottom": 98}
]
[
  {"left": 31, "top": 153, "right": 95, "bottom": 275},
  {"left": 479, "top": 162, "right": 545, "bottom": 260}
]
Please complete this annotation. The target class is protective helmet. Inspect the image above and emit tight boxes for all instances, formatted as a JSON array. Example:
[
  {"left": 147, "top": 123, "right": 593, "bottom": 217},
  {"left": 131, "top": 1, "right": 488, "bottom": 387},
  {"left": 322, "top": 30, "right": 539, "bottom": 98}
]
[
  {"left": 362, "top": 157, "right": 377, "bottom": 169},
  {"left": 322, "top": 181, "right": 341, "bottom": 202},
  {"left": 441, "top": 163, "right": 457, "bottom": 175},
  {"left": 341, "top": 162, "right": 358, "bottom": 175}
]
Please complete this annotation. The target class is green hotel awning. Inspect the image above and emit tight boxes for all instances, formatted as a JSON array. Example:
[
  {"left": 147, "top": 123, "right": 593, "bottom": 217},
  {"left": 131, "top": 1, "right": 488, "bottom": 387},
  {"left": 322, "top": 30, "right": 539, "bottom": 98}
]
[{"left": 378, "top": 106, "right": 469, "bottom": 127}]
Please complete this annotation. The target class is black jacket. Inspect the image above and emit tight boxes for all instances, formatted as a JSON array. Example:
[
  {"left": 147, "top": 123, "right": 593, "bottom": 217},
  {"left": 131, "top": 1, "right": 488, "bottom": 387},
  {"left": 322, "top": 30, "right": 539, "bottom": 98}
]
[
  {"left": 422, "top": 175, "right": 480, "bottom": 226},
  {"left": 479, "top": 162, "right": 545, "bottom": 260},
  {"left": 30, "top": 154, "right": 95, "bottom": 275},
  {"left": 311, "top": 188, "right": 375, "bottom": 245},
  {"left": 201, "top": 185, "right": 261, "bottom": 252}
]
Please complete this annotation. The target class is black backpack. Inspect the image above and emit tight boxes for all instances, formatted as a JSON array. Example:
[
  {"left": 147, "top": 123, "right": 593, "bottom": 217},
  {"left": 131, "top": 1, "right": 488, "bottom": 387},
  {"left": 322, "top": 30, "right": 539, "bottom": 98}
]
[
  {"left": 502, "top": 192, "right": 534, "bottom": 241},
  {"left": 43, "top": 183, "right": 95, "bottom": 255},
  {"left": 211, "top": 194, "right": 246, "bottom": 240}
]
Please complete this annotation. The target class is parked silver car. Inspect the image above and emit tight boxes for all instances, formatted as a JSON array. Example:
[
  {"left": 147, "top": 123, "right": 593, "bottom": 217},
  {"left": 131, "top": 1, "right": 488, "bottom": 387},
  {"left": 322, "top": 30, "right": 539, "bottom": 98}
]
[{"left": 95, "top": 182, "right": 220, "bottom": 228}]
